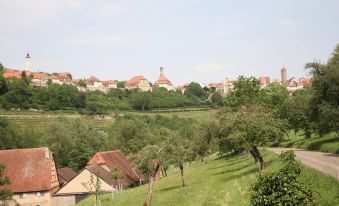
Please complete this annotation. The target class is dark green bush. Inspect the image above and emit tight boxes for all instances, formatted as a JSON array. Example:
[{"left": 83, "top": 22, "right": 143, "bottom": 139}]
[{"left": 250, "top": 151, "right": 317, "bottom": 206}]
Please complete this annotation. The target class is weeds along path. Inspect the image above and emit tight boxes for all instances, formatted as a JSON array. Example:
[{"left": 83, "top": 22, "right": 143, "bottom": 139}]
[{"left": 267, "top": 147, "right": 339, "bottom": 180}]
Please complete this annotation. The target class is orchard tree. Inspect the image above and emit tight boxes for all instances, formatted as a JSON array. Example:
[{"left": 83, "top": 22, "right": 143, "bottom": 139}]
[
  {"left": 0, "top": 163, "right": 13, "bottom": 205},
  {"left": 163, "top": 134, "right": 193, "bottom": 187},
  {"left": 111, "top": 118, "right": 153, "bottom": 155},
  {"left": 193, "top": 121, "right": 219, "bottom": 163},
  {"left": 306, "top": 44, "right": 339, "bottom": 135},
  {"left": 133, "top": 145, "right": 162, "bottom": 206},
  {"left": 211, "top": 92, "right": 223, "bottom": 106},
  {"left": 260, "top": 83, "right": 289, "bottom": 109},
  {"left": 218, "top": 105, "right": 287, "bottom": 170},
  {"left": 277, "top": 88, "right": 314, "bottom": 137},
  {"left": 225, "top": 76, "right": 261, "bottom": 107}
]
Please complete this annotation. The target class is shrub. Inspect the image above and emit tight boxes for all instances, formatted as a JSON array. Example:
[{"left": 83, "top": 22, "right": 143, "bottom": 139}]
[{"left": 250, "top": 151, "right": 317, "bottom": 206}]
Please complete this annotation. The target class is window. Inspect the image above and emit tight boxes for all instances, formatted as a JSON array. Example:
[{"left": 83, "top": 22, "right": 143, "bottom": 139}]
[
  {"left": 19, "top": 193, "right": 27, "bottom": 199},
  {"left": 36, "top": 192, "right": 44, "bottom": 197}
]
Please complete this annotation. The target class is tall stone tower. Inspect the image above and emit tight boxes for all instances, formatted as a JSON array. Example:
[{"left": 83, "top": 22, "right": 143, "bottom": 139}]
[
  {"left": 160, "top": 67, "right": 164, "bottom": 76},
  {"left": 281, "top": 66, "right": 287, "bottom": 85},
  {"left": 25, "top": 53, "right": 32, "bottom": 73}
]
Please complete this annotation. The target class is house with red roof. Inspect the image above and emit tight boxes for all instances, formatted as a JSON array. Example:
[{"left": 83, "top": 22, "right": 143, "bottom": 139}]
[
  {"left": 54, "top": 150, "right": 140, "bottom": 206},
  {"left": 127, "top": 75, "right": 152, "bottom": 92},
  {"left": 0, "top": 147, "right": 59, "bottom": 206},
  {"left": 57, "top": 167, "right": 77, "bottom": 187},
  {"left": 153, "top": 67, "right": 175, "bottom": 91}
]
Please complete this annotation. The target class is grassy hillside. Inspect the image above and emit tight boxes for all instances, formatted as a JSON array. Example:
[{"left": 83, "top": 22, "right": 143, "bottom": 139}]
[
  {"left": 271, "top": 132, "right": 339, "bottom": 154},
  {"left": 0, "top": 109, "right": 217, "bottom": 132},
  {"left": 77, "top": 151, "right": 339, "bottom": 206}
]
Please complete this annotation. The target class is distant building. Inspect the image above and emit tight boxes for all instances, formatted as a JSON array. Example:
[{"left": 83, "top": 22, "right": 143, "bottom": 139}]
[
  {"left": 127, "top": 75, "right": 152, "bottom": 91},
  {"left": 3, "top": 68, "right": 22, "bottom": 79},
  {"left": 176, "top": 83, "right": 189, "bottom": 93},
  {"left": 281, "top": 66, "right": 287, "bottom": 85},
  {"left": 207, "top": 82, "right": 224, "bottom": 94},
  {"left": 25, "top": 53, "right": 32, "bottom": 74},
  {"left": 153, "top": 67, "right": 175, "bottom": 91},
  {"left": 0, "top": 147, "right": 59, "bottom": 206},
  {"left": 258, "top": 76, "right": 270, "bottom": 87}
]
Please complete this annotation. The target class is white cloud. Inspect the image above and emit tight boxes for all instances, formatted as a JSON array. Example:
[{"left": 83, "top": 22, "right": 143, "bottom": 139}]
[
  {"left": 278, "top": 18, "right": 300, "bottom": 29},
  {"left": 63, "top": 34, "right": 133, "bottom": 47}
]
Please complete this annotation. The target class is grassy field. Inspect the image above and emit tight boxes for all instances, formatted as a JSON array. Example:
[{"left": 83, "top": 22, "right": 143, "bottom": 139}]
[
  {"left": 124, "top": 109, "right": 218, "bottom": 122},
  {"left": 77, "top": 151, "right": 339, "bottom": 206},
  {"left": 0, "top": 109, "right": 218, "bottom": 132},
  {"left": 271, "top": 131, "right": 339, "bottom": 154}
]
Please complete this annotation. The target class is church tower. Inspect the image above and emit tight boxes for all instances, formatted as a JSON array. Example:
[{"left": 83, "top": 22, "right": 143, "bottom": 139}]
[
  {"left": 25, "top": 53, "right": 32, "bottom": 73},
  {"left": 281, "top": 66, "right": 287, "bottom": 85}
]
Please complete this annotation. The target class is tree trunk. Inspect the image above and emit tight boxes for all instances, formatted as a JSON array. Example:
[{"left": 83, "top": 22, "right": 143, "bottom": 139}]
[
  {"left": 161, "top": 166, "right": 166, "bottom": 177},
  {"left": 164, "top": 168, "right": 167, "bottom": 177},
  {"left": 204, "top": 156, "right": 208, "bottom": 164},
  {"left": 250, "top": 146, "right": 265, "bottom": 171},
  {"left": 144, "top": 176, "right": 153, "bottom": 206},
  {"left": 179, "top": 164, "right": 186, "bottom": 187}
]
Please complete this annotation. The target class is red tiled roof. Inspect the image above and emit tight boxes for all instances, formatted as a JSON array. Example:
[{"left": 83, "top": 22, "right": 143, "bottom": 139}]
[
  {"left": 87, "top": 150, "right": 140, "bottom": 186},
  {"left": 31, "top": 72, "right": 48, "bottom": 80},
  {"left": 127, "top": 75, "right": 147, "bottom": 87},
  {"left": 208, "top": 82, "right": 223, "bottom": 87},
  {"left": 154, "top": 75, "right": 172, "bottom": 85},
  {"left": 57, "top": 167, "right": 77, "bottom": 185},
  {"left": 0, "top": 147, "right": 58, "bottom": 193},
  {"left": 3, "top": 69, "right": 21, "bottom": 79},
  {"left": 103, "top": 80, "right": 117, "bottom": 87},
  {"left": 86, "top": 165, "right": 117, "bottom": 186}
]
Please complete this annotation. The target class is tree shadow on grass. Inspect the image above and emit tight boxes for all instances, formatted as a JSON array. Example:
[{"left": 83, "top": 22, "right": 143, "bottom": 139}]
[
  {"left": 156, "top": 185, "right": 182, "bottom": 193},
  {"left": 207, "top": 159, "right": 251, "bottom": 170}
]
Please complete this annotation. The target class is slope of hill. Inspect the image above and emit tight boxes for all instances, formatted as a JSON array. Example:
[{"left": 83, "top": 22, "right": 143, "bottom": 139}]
[{"left": 77, "top": 151, "right": 339, "bottom": 206}]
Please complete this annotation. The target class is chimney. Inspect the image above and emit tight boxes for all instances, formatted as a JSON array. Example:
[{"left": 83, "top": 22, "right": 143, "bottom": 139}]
[
  {"left": 160, "top": 67, "right": 164, "bottom": 76},
  {"left": 281, "top": 66, "right": 287, "bottom": 85},
  {"left": 45, "top": 148, "right": 50, "bottom": 159}
]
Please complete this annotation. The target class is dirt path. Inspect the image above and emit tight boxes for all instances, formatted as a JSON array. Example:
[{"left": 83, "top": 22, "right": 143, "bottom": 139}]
[{"left": 266, "top": 147, "right": 339, "bottom": 180}]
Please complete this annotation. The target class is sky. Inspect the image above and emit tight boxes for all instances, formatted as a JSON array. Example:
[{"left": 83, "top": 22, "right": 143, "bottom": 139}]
[{"left": 0, "top": 0, "right": 338, "bottom": 85}]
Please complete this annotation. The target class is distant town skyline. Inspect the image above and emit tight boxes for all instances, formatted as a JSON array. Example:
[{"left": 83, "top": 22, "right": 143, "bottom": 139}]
[{"left": 1, "top": 0, "right": 339, "bottom": 84}]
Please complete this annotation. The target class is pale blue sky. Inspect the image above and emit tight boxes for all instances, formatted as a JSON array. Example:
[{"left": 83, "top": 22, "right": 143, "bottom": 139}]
[{"left": 0, "top": 0, "right": 338, "bottom": 84}]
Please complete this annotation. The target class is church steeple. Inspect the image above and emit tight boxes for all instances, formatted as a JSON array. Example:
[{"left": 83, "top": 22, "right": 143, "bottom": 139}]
[{"left": 25, "top": 53, "right": 32, "bottom": 72}]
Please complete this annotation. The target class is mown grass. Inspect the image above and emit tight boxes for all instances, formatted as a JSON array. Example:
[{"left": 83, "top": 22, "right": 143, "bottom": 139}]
[
  {"left": 77, "top": 151, "right": 339, "bottom": 206},
  {"left": 271, "top": 131, "right": 339, "bottom": 154}
]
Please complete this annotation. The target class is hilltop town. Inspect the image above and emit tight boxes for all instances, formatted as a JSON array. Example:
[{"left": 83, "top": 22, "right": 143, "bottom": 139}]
[{"left": 3, "top": 53, "right": 312, "bottom": 96}]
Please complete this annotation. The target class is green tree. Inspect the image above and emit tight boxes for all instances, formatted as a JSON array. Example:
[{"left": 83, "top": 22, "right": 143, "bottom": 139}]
[
  {"left": 117, "top": 81, "right": 126, "bottom": 89},
  {"left": 184, "top": 82, "right": 206, "bottom": 99},
  {"left": 250, "top": 151, "right": 317, "bottom": 206},
  {"left": 277, "top": 88, "right": 314, "bottom": 137},
  {"left": 225, "top": 76, "right": 260, "bottom": 107},
  {"left": 192, "top": 121, "right": 219, "bottom": 163},
  {"left": 163, "top": 134, "right": 194, "bottom": 187},
  {"left": 0, "top": 118, "right": 17, "bottom": 150},
  {"left": 211, "top": 92, "right": 223, "bottom": 106},
  {"left": 260, "top": 83, "right": 289, "bottom": 109},
  {"left": 133, "top": 145, "right": 162, "bottom": 206},
  {"left": 0, "top": 163, "right": 13, "bottom": 206},
  {"left": 306, "top": 44, "right": 339, "bottom": 135},
  {"left": 0, "top": 64, "right": 8, "bottom": 95},
  {"left": 111, "top": 118, "right": 153, "bottom": 155},
  {"left": 218, "top": 105, "right": 287, "bottom": 170},
  {"left": 129, "top": 91, "right": 152, "bottom": 112},
  {"left": 77, "top": 79, "right": 87, "bottom": 87}
]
